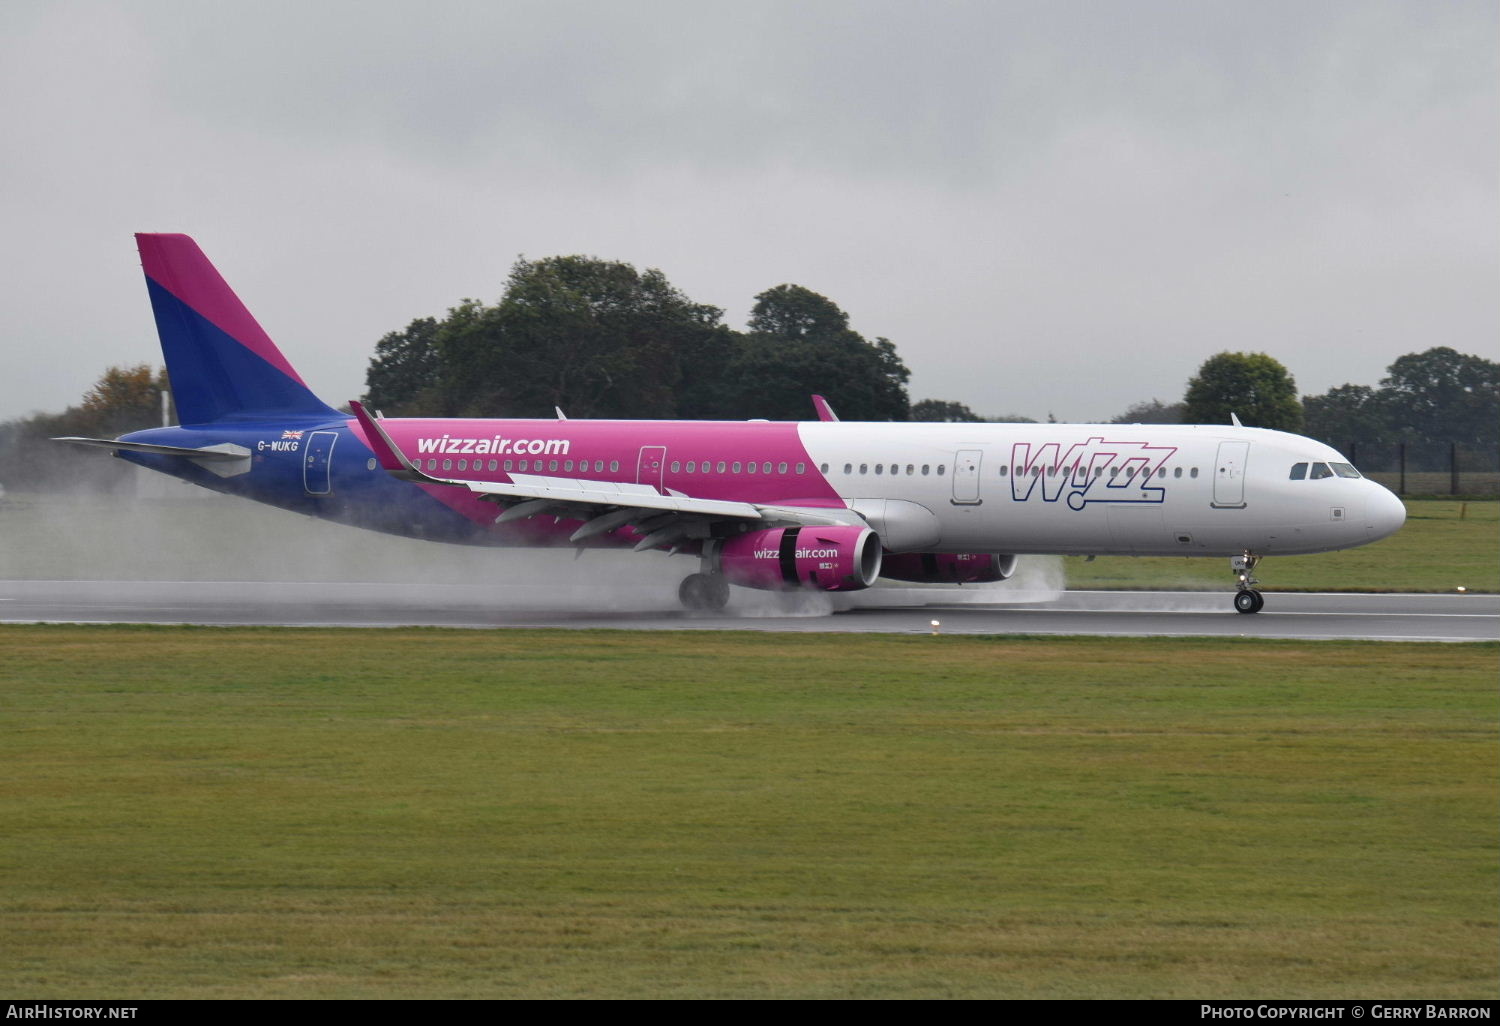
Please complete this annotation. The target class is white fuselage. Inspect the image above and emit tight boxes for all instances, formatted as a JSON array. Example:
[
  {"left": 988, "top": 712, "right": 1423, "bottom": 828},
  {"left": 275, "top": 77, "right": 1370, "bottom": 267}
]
[{"left": 794, "top": 422, "right": 1405, "bottom": 557}]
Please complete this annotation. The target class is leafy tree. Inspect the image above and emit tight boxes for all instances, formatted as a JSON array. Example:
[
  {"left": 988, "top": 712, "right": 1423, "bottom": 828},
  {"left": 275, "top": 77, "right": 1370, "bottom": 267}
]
[
  {"left": 1299, "top": 348, "right": 1498, "bottom": 448},
  {"left": 1378, "top": 347, "right": 1498, "bottom": 448},
  {"left": 1301, "top": 384, "right": 1395, "bottom": 447},
  {"left": 1183, "top": 352, "right": 1302, "bottom": 431},
  {"left": 364, "top": 317, "right": 442, "bottom": 416},
  {"left": 1, "top": 365, "right": 171, "bottom": 493},
  {"left": 730, "top": 285, "right": 910, "bottom": 421},
  {"left": 1108, "top": 398, "right": 1183, "bottom": 424},
  {"left": 79, "top": 364, "right": 173, "bottom": 435},
  {"left": 746, "top": 284, "right": 853, "bottom": 340},
  {"left": 362, "top": 265, "right": 912, "bottom": 422},
  {"left": 911, "top": 399, "right": 984, "bottom": 422},
  {"left": 385, "top": 256, "right": 729, "bottom": 419}
]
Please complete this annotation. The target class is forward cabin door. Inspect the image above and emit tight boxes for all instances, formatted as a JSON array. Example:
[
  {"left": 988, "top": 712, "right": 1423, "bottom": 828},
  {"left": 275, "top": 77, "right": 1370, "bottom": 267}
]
[
  {"left": 1212, "top": 441, "right": 1249, "bottom": 508},
  {"left": 636, "top": 446, "right": 666, "bottom": 490},
  {"left": 303, "top": 431, "right": 337, "bottom": 495}
]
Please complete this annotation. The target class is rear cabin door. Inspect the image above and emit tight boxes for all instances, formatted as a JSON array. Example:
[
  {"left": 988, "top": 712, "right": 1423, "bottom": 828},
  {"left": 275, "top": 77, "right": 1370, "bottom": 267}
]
[{"left": 303, "top": 431, "right": 337, "bottom": 495}]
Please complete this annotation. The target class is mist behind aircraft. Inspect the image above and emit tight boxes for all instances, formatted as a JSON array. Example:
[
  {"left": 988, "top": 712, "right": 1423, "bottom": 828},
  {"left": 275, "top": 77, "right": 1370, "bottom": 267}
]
[{"left": 0, "top": 484, "right": 1064, "bottom": 615}]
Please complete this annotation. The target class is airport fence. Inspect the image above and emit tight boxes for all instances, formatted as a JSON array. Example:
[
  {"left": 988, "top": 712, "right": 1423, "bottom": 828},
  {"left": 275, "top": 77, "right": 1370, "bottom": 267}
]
[{"left": 1335, "top": 441, "right": 1500, "bottom": 497}]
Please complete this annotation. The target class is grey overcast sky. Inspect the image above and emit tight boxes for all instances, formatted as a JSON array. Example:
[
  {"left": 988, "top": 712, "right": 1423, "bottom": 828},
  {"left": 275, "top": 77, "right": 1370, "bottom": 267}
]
[{"left": 2, "top": 0, "right": 1495, "bottom": 424}]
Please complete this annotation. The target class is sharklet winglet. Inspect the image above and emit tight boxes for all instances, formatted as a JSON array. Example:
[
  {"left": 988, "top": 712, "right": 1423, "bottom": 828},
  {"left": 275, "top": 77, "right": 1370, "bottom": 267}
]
[{"left": 349, "top": 400, "right": 433, "bottom": 481}]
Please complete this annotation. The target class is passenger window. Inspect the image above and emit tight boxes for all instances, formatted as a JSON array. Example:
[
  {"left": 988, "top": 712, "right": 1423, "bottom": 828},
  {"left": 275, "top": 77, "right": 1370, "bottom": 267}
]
[
  {"left": 442, "top": 459, "right": 452, "bottom": 471},
  {"left": 747, "top": 461, "right": 757, "bottom": 474},
  {"left": 1310, "top": 462, "right": 1333, "bottom": 480},
  {"left": 457, "top": 459, "right": 467, "bottom": 470},
  {"left": 427, "top": 459, "right": 437, "bottom": 470},
  {"left": 921, "top": 465, "right": 929, "bottom": 475},
  {"left": 843, "top": 463, "right": 852, "bottom": 474},
  {"left": 1289, "top": 463, "right": 1308, "bottom": 480},
  {"left": 548, "top": 460, "right": 559, "bottom": 472},
  {"left": 792, "top": 462, "right": 801, "bottom": 474},
  {"left": 906, "top": 464, "right": 914, "bottom": 475},
  {"left": 764, "top": 462, "right": 773, "bottom": 474},
  {"left": 609, "top": 460, "right": 620, "bottom": 473},
  {"left": 936, "top": 465, "right": 945, "bottom": 476},
  {"left": 716, "top": 461, "right": 726, "bottom": 473},
  {"left": 859, "top": 464, "right": 868, "bottom": 474},
  {"left": 1190, "top": 467, "right": 1199, "bottom": 478},
  {"left": 670, "top": 460, "right": 680, "bottom": 473},
  {"left": 564, "top": 460, "right": 573, "bottom": 472},
  {"left": 732, "top": 462, "right": 742, "bottom": 474},
  {"left": 819, "top": 463, "right": 828, "bottom": 473},
  {"left": 999, "top": 466, "right": 1007, "bottom": 476},
  {"left": 489, "top": 459, "right": 498, "bottom": 471},
  {"left": 503, "top": 460, "right": 513, "bottom": 472},
  {"left": 875, "top": 464, "right": 884, "bottom": 475}
]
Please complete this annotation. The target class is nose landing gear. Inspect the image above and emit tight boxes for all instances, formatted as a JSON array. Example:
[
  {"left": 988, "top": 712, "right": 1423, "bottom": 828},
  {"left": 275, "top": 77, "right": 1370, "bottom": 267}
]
[{"left": 1231, "top": 552, "right": 1264, "bottom": 614}]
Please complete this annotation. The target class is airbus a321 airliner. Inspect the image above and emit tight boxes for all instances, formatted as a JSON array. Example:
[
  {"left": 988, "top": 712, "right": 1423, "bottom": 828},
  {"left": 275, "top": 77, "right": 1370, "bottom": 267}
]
[{"left": 59, "top": 234, "right": 1405, "bottom": 613}]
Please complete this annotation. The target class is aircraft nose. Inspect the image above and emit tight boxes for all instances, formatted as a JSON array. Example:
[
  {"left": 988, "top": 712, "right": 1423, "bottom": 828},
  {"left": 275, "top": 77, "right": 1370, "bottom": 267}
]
[{"left": 1366, "top": 486, "right": 1406, "bottom": 541}]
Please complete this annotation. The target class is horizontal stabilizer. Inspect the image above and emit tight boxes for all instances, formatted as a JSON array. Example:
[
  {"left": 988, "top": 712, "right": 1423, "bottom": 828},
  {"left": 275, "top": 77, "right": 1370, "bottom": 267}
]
[{"left": 53, "top": 437, "right": 252, "bottom": 478}]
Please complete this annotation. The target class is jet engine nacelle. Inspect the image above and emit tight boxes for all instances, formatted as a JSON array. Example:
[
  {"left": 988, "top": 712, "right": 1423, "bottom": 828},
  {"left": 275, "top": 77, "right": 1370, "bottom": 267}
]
[
  {"left": 879, "top": 552, "right": 1019, "bottom": 584},
  {"left": 720, "top": 525, "right": 882, "bottom": 592}
]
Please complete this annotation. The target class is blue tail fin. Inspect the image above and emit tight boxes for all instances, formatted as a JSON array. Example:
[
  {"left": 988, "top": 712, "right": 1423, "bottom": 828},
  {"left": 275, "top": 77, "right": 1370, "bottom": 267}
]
[{"left": 136, "top": 234, "right": 340, "bottom": 425}]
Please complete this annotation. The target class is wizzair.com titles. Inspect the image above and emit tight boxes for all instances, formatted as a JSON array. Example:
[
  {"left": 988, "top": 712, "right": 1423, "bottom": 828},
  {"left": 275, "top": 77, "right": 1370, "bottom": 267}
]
[{"left": 414, "top": 435, "right": 571, "bottom": 457}]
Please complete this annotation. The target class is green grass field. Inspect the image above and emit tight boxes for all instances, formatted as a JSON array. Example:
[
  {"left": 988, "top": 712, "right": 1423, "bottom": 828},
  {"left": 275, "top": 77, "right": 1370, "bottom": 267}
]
[
  {"left": 1066, "top": 500, "right": 1499, "bottom": 593},
  {"left": 3, "top": 626, "right": 1493, "bottom": 999}
]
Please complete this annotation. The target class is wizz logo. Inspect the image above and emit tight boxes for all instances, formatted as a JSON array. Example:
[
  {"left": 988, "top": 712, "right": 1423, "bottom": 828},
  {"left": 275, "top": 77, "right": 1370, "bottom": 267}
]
[{"left": 1010, "top": 438, "right": 1178, "bottom": 511}]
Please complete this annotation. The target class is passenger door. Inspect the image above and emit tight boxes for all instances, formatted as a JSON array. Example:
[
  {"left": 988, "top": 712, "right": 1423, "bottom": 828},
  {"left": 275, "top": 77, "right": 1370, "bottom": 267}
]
[{"left": 1212, "top": 441, "right": 1249, "bottom": 508}]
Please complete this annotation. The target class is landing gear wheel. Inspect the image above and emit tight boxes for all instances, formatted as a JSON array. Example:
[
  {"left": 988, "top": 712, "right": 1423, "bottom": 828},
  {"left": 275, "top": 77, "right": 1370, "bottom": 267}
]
[
  {"left": 678, "top": 573, "right": 730, "bottom": 612},
  {"left": 1233, "top": 589, "right": 1264, "bottom": 614}
]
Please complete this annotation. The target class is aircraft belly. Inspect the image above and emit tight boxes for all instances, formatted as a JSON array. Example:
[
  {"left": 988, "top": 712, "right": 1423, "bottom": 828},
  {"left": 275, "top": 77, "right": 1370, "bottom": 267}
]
[{"left": 1106, "top": 506, "right": 1169, "bottom": 553}]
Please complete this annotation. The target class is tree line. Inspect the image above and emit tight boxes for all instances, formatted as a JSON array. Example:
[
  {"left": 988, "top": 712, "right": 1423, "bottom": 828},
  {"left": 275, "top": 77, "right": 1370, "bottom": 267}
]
[
  {"left": 1099, "top": 348, "right": 1498, "bottom": 451},
  {"left": 364, "top": 257, "right": 910, "bottom": 422},
  {"left": 0, "top": 366, "right": 172, "bottom": 492},
  {"left": 2, "top": 250, "right": 1494, "bottom": 493}
]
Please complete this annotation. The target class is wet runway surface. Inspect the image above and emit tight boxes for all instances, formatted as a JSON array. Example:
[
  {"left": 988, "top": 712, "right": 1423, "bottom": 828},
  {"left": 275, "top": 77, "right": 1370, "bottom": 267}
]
[{"left": 1, "top": 580, "right": 1493, "bottom": 641}]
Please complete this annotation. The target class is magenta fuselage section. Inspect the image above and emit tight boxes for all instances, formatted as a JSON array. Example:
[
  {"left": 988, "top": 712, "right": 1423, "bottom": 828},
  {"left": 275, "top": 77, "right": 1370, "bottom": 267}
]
[{"left": 356, "top": 417, "right": 844, "bottom": 548}]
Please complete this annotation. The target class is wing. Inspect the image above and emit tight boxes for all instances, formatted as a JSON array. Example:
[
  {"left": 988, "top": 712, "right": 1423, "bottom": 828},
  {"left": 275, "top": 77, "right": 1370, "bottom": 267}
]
[{"left": 349, "top": 402, "right": 859, "bottom": 552}]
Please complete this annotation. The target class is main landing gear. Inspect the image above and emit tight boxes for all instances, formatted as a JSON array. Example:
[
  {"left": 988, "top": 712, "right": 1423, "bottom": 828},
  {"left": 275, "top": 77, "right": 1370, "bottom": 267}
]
[
  {"left": 1231, "top": 552, "right": 1264, "bottom": 614},
  {"left": 678, "top": 572, "right": 729, "bottom": 612},
  {"left": 678, "top": 538, "right": 730, "bottom": 612}
]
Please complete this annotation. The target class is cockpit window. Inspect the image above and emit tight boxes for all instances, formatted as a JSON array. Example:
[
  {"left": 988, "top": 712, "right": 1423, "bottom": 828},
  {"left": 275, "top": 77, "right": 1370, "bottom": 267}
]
[
  {"left": 1289, "top": 462, "right": 1308, "bottom": 480},
  {"left": 1309, "top": 462, "right": 1333, "bottom": 480},
  {"left": 1330, "top": 462, "right": 1361, "bottom": 479}
]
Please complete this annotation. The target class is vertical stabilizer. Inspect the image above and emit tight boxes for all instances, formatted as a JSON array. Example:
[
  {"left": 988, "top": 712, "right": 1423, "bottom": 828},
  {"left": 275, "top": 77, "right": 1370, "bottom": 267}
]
[{"left": 136, "top": 233, "right": 340, "bottom": 425}]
